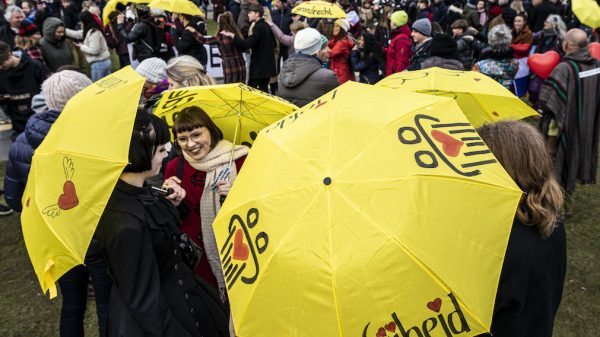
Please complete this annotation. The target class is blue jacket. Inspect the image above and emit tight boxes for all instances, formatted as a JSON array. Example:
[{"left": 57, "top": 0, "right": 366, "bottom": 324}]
[{"left": 4, "top": 110, "right": 60, "bottom": 211}]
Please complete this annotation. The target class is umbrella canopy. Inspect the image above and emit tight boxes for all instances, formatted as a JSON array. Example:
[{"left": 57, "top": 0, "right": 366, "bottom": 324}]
[
  {"left": 377, "top": 67, "right": 539, "bottom": 127},
  {"left": 102, "top": 0, "right": 150, "bottom": 25},
  {"left": 292, "top": 0, "right": 346, "bottom": 18},
  {"left": 572, "top": 0, "right": 600, "bottom": 28},
  {"left": 21, "top": 67, "right": 145, "bottom": 298},
  {"left": 212, "top": 82, "right": 522, "bottom": 337},
  {"left": 148, "top": 0, "right": 204, "bottom": 17},
  {"left": 153, "top": 83, "right": 298, "bottom": 146}
]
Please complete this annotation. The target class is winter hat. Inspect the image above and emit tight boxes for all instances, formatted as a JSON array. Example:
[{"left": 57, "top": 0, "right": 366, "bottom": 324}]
[
  {"left": 42, "top": 70, "right": 92, "bottom": 111},
  {"left": 136, "top": 57, "right": 168, "bottom": 84},
  {"left": 295, "top": 28, "right": 328, "bottom": 55},
  {"left": 391, "top": 10, "right": 408, "bottom": 27},
  {"left": 489, "top": 6, "right": 502, "bottom": 17},
  {"left": 335, "top": 18, "right": 350, "bottom": 32},
  {"left": 412, "top": 18, "right": 432, "bottom": 36},
  {"left": 18, "top": 20, "right": 39, "bottom": 37},
  {"left": 430, "top": 33, "right": 458, "bottom": 58}
]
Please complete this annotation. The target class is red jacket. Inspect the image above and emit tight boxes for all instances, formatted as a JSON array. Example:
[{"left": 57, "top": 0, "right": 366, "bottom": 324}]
[
  {"left": 328, "top": 36, "right": 356, "bottom": 84},
  {"left": 385, "top": 25, "right": 413, "bottom": 76}
]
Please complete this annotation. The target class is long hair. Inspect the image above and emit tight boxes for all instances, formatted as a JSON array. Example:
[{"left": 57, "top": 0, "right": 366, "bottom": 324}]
[
  {"left": 379, "top": 6, "right": 394, "bottom": 30},
  {"left": 217, "top": 11, "right": 242, "bottom": 38},
  {"left": 362, "top": 32, "right": 384, "bottom": 65},
  {"left": 545, "top": 14, "right": 566, "bottom": 38},
  {"left": 165, "top": 55, "right": 216, "bottom": 87},
  {"left": 79, "top": 11, "right": 101, "bottom": 37},
  {"left": 477, "top": 121, "right": 563, "bottom": 238}
]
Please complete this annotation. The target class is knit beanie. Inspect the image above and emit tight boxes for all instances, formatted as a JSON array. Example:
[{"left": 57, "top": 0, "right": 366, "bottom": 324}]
[
  {"left": 391, "top": 10, "right": 408, "bottom": 27},
  {"left": 430, "top": 33, "right": 458, "bottom": 58},
  {"left": 18, "top": 20, "right": 39, "bottom": 37},
  {"left": 335, "top": 18, "right": 350, "bottom": 32},
  {"left": 489, "top": 6, "right": 502, "bottom": 17},
  {"left": 42, "top": 70, "right": 92, "bottom": 112},
  {"left": 135, "top": 57, "right": 168, "bottom": 84},
  {"left": 294, "top": 28, "right": 328, "bottom": 55},
  {"left": 412, "top": 18, "right": 432, "bottom": 37}
]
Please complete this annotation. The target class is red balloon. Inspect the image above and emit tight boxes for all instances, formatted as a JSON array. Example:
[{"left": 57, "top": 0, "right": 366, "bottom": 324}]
[
  {"left": 528, "top": 51, "right": 561, "bottom": 80},
  {"left": 590, "top": 42, "right": 600, "bottom": 61}
]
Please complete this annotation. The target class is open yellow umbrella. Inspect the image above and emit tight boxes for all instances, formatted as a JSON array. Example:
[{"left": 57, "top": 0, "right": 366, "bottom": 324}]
[
  {"left": 102, "top": 0, "right": 151, "bottom": 25},
  {"left": 148, "top": 0, "right": 204, "bottom": 17},
  {"left": 292, "top": 0, "right": 346, "bottom": 18},
  {"left": 153, "top": 83, "right": 298, "bottom": 146},
  {"left": 572, "top": 0, "right": 600, "bottom": 28},
  {"left": 21, "top": 67, "right": 145, "bottom": 298},
  {"left": 377, "top": 67, "right": 539, "bottom": 127},
  {"left": 212, "top": 82, "right": 522, "bottom": 337}
]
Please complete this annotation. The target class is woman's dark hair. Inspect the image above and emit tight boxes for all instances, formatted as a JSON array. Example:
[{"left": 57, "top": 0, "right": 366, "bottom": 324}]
[
  {"left": 172, "top": 106, "right": 223, "bottom": 151},
  {"left": 125, "top": 111, "right": 171, "bottom": 173},
  {"left": 79, "top": 11, "right": 101, "bottom": 37},
  {"left": 218, "top": 11, "right": 242, "bottom": 38},
  {"left": 362, "top": 32, "right": 385, "bottom": 66}
]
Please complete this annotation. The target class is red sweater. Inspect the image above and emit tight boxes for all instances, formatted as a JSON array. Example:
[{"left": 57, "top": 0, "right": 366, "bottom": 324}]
[{"left": 164, "top": 155, "right": 246, "bottom": 289}]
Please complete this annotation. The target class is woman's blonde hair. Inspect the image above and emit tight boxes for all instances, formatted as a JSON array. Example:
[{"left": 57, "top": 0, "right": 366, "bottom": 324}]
[
  {"left": 289, "top": 21, "right": 308, "bottom": 34},
  {"left": 165, "top": 55, "right": 216, "bottom": 87},
  {"left": 15, "top": 36, "right": 35, "bottom": 49},
  {"left": 477, "top": 121, "right": 563, "bottom": 238}
]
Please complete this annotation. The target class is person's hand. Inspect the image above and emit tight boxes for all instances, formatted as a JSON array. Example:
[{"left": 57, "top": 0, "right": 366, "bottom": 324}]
[
  {"left": 73, "top": 42, "right": 81, "bottom": 48},
  {"left": 220, "top": 31, "right": 234, "bottom": 38},
  {"left": 185, "top": 26, "right": 197, "bottom": 33},
  {"left": 163, "top": 176, "right": 186, "bottom": 206},
  {"left": 117, "top": 14, "right": 125, "bottom": 25},
  {"left": 215, "top": 180, "right": 232, "bottom": 196}
]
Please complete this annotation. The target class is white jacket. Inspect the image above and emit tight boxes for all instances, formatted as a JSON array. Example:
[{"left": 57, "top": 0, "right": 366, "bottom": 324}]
[{"left": 67, "top": 28, "right": 110, "bottom": 63}]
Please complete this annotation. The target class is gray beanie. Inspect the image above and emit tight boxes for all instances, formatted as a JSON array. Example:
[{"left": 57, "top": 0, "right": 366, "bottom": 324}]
[
  {"left": 42, "top": 70, "right": 92, "bottom": 112},
  {"left": 135, "top": 57, "right": 167, "bottom": 83},
  {"left": 412, "top": 18, "right": 432, "bottom": 37}
]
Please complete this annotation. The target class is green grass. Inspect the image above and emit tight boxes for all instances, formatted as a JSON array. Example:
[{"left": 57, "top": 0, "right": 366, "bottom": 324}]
[{"left": 1, "top": 156, "right": 598, "bottom": 336}]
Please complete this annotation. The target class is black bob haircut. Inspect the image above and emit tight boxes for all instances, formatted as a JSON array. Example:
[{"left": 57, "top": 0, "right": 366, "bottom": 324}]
[{"left": 124, "top": 111, "right": 170, "bottom": 173}]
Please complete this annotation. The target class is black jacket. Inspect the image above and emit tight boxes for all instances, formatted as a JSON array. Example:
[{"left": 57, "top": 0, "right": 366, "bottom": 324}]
[
  {"left": 176, "top": 23, "right": 208, "bottom": 66},
  {"left": 118, "top": 19, "right": 165, "bottom": 62},
  {"left": 0, "top": 24, "right": 17, "bottom": 48},
  {"left": 233, "top": 18, "right": 276, "bottom": 80},
  {"left": 408, "top": 38, "right": 432, "bottom": 71},
  {"left": 95, "top": 180, "right": 230, "bottom": 337},
  {"left": 530, "top": 1, "right": 560, "bottom": 32}
]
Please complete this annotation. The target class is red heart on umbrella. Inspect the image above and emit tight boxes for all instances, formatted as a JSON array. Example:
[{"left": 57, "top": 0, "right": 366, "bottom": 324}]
[
  {"left": 376, "top": 327, "right": 387, "bottom": 337},
  {"left": 427, "top": 298, "right": 442, "bottom": 312},
  {"left": 385, "top": 322, "right": 396, "bottom": 332},
  {"left": 233, "top": 229, "right": 250, "bottom": 261},
  {"left": 58, "top": 181, "right": 79, "bottom": 210},
  {"left": 590, "top": 42, "right": 600, "bottom": 61},
  {"left": 431, "top": 130, "right": 463, "bottom": 157},
  {"left": 528, "top": 51, "right": 560, "bottom": 80}
]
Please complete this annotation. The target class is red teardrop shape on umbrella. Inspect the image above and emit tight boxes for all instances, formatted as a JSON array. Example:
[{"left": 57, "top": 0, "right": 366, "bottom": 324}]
[
  {"left": 232, "top": 229, "right": 250, "bottom": 261},
  {"left": 431, "top": 130, "right": 464, "bottom": 157},
  {"left": 58, "top": 181, "right": 79, "bottom": 210}
]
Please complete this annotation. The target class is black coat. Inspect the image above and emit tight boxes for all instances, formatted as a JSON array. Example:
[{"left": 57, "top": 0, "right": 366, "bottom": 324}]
[
  {"left": 489, "top": 219, "right": 567, "bottom": 337},
  {"left": 0, "top": 24, "right": 17, "bottom": 48},
  {"left": 530, "top": 1, "right": 560, "bottom": 32},
  {"left": 233, "top": 18, "right": 276, "bottom": 80},
  {"left": 408, "top": 38, "right": 432, "bottom": 71},
  {"left": 177, "top": 23, "right": 208, "bottom": 66},
  {"left": 95, "top": 180, "right": 230, "bottom": 337}
]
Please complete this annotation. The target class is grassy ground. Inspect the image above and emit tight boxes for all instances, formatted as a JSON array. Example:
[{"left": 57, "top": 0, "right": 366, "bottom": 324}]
[{"left": 1, "top": 159, "right": 599, "bottom": 336}]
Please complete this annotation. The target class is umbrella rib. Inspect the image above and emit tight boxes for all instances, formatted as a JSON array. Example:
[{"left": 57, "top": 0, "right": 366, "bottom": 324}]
[{"left": 331, "top": 187, "right": 491, "bottom": 332}]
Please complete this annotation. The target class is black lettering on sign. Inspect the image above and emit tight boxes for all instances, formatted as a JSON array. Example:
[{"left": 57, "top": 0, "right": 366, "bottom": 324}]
[
  {"left": 159, "top": 90, "right": 197, "bottom": 115},
  {"left": 219, "top": 208, "right": 269, "bottom": 290},
  {"left": 209, "top": 44, "right": 222, "bottom": 68},
  {"left": 397, "top": 114, "right": 497, "bottom": 177}
]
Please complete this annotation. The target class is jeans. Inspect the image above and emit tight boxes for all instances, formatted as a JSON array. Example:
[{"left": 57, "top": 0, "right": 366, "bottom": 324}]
[
  {"left": 90, "top": 59, "right": 112, "bottom": 82},
  {"left": 58, "top": 240, "right": 111, "bottom": 337}
]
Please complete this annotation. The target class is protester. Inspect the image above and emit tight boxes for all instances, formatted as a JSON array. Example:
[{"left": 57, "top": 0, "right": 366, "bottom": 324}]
[
  {"left": 408, "top": 18, "right": 432, "bottom": 70},
  {"left": 374, "top": 6, "right": 393, "bottom": 49},
  {"left": 95, "top": 112, "right": 230, "bottom": 337},
  {"left": 421, "top": 33, "right": 465, "bottom": 70},
  {"left": 3, "top": 70, "right": 111, "bottom": 337},
  {"left": 385, "top": 10, "right": 412, "bottom": 75},
  {"left": 532, "top": 14, "right": 565, "bottom": 54},
  {"left": 14, "top": 20, "right": 44, "bottom": 65},
  {"left": 0, "top": 41, "right": 49, "bottom": 138},
  {"left": 59, "top": 0, "right": 79, "bottom": 30},
  {"left": 176, "top": 14, "right": 209, "bottom": 68},
  {"left": 135, "top": 57, "right": 168, "bottom": 112},
  {"left": 67, "top": 11, "right": 111, "bottom": 81},
  {"left": 351, "top": 31, "right": 384, "bottom": 84},
  {"left": 270, "top": 0, "right": 292, "bottom": 61},
  {"left": 328, "top": 18, "right": 355, "bottom": 84},
  {"left": 477, "top": 120, "right": 565, "bottom": 337},
  {"left": 39, "top": 17, "right": 73, "bottom": 72},
  {"left": 538, "top": 28, "right": 600, "bottom": 196},
  {"left": 511, "top": 12, "right": 533, "bottom": 44},
  {"left": 0, "top": 5, "right": 25, "bottom": 48},
  {"left": 473, "top": 24, "right": 518, "bottom": 90},
  {"left": 166, "top": 55, "right": 216, "bottom": 89},
  {"left": 451, "top": 19, "right": 475, "bottom": 69},
  {"left": 104, "top": 10, "right": 130, "bottom": 68},
  {"left": 278, "top": 27, "right": 338, "bottom": 107},
  {"left": 530, "top": 0, "right": 560, "bottom": 32},
  {"left": 198, "top": 11, "right": 246, "bottom": 84},
  {"left": 116, "top": 5, "right": 161, "bottom": 62},
  {"left": 498, "top": 0, "right": 516, "bottom": 28}
]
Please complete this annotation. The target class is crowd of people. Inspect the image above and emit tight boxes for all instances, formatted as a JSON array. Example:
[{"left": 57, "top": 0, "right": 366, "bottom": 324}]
[{"left": 0, "top": 0, "right": 599, "bottom": 336}]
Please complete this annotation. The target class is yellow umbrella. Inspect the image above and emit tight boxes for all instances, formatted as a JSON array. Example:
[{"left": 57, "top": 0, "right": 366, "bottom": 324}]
[
  {"left": 148, "top": 0, "right": 204, "bottom": 17},
  {"left": 292, "top": 0, "right": 346, "bottom": 18},
  {"left": 377, "top": 67, "right": 539, "bottom": 127},
  {"left": 153, "top": 83, "right": 298, "bottom": 146},
  {"left": 102, "top": 0, "right": 151, "bottom": 25},
  {"left": 572, "top": 0, "right": 600, "bottom": 28},
  {"left": 212, "top": 82, "right": 522, "bottom": 337},
  {"left": 21, "top": 67, "right": 145, "bottom": 298}
]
